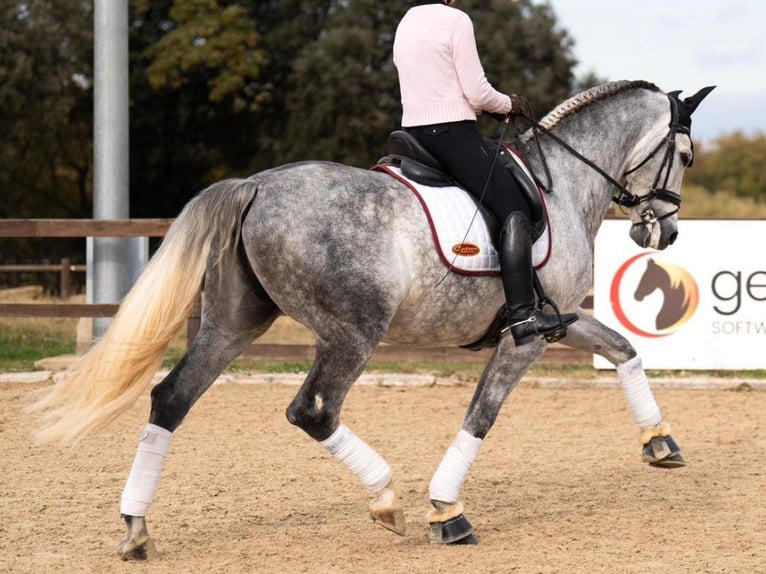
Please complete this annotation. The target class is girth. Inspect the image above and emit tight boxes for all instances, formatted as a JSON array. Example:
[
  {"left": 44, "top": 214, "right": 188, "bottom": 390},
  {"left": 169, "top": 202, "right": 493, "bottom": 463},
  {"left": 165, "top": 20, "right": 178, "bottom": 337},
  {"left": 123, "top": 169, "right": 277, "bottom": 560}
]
[{"left": 381, "top": 130, "right": 546, "bottom": 239}]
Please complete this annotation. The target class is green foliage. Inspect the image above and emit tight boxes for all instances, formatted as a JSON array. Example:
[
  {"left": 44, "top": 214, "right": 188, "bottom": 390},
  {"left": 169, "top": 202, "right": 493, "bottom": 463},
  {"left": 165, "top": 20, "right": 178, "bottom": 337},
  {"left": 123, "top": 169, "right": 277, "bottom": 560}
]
[
  {"left": 0, "top": 0, "right": 93, "bottom": 218},
  {"left": 141, "top": 0, "right": 266, "bottom": 112},
  {"left": 129, "top": 0, "right": 265, "bottom": 216},
  {"left": 280, "top": 0, "right": 407, "bottom": 165},
  {"left": 680, "top": 183, "right": 766, "bottom": 218},
  {"left": 684, "top": 131, "right": 766, "bottom": 203},
  {"left": 0, "top": 0, "right": 93, "bottom": 260},
  {"left": 469, "top": 0, "right": 577, "bottom": 118}
]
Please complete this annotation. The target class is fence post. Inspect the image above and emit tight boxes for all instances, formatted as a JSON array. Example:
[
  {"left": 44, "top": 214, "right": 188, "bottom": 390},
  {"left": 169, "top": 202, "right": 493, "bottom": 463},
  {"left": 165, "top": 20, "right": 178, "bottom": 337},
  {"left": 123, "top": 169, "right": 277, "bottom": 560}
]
[{"left": 60, "top": 257, "right": 72, "bottom": 298}]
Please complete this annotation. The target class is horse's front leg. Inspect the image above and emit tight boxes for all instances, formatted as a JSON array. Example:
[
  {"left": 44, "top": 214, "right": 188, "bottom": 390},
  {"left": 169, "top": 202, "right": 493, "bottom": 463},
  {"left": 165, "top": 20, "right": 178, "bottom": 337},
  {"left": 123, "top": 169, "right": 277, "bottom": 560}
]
[
  {"left": 560, "top": 310, "right": 684, "bottom": 468},
  {"left": 427, "top": 338, "right": 546, "bottom": 544}
]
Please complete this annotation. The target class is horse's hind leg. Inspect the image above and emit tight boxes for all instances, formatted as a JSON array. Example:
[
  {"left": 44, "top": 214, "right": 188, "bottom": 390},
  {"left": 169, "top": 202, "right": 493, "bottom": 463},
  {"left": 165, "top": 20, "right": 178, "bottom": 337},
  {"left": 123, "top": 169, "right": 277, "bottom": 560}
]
[
  {"left": 427, "top": 338, "right": 547, "bottom": 544},
  {"left": 285, "top": 332, "right": 406, "bottom": 536},
  {"left": 118, "top": 249, "right": 278, "bottom": 560},
  {"left": 559, "top": 310, "right": 685, "bottom": 468}
]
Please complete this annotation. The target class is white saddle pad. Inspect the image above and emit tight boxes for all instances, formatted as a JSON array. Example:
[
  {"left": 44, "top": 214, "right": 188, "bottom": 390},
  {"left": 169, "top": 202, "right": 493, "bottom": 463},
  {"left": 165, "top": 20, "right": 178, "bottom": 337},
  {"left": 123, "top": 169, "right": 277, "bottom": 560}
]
[{"left": 375, "top": 163, "right": 551, "bottom": 276}]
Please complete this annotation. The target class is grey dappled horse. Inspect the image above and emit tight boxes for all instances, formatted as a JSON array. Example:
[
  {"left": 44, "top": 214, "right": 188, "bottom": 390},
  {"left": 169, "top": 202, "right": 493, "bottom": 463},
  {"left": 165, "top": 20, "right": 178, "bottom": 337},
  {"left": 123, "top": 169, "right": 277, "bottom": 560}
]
[{"left": 32, "top": 81, "right": 713, "bottom": 556}]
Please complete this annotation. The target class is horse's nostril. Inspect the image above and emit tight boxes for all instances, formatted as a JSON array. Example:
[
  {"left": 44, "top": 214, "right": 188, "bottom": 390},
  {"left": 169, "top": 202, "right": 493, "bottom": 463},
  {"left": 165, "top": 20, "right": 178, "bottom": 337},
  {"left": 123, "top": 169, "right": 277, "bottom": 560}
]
[{"left": 668, "top": 231, "right": 678, "bottom": 245}]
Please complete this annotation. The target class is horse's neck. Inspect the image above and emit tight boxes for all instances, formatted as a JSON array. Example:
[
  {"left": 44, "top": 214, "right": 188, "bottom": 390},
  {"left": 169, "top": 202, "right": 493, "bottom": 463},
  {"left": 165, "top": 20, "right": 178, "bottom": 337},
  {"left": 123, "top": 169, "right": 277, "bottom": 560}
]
[
  {"left": 529, "top": 127, "right": 629, "bottom": 238},
  {"left": 527, "top": 111, "right": 657, "bottom": 241}
]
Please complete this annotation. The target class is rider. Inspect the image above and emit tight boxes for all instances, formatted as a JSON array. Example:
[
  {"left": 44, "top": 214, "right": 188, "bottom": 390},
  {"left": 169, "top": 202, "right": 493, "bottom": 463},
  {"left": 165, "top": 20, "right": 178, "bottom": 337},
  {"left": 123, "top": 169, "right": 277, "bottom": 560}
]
[{"left": 393, "top": 0, "right": 577, "bottom": 345}]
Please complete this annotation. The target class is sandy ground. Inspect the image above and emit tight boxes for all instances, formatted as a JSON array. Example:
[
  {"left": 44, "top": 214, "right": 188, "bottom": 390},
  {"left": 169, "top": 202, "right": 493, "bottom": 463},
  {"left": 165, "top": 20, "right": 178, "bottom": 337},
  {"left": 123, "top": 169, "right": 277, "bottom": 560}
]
[{"left": 1, "top": 378, "right": 764, "bottom": 574}]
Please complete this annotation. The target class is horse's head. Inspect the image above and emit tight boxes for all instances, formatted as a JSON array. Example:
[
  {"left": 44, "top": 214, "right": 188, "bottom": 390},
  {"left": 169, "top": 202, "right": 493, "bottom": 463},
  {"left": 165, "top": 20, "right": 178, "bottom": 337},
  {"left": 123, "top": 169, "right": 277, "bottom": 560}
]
[
  {"left": 620, "top": 86, "right": 715, "bottom": 250},
  {"left": 634, "top": 257, "right": 663, "bottom": 301}
]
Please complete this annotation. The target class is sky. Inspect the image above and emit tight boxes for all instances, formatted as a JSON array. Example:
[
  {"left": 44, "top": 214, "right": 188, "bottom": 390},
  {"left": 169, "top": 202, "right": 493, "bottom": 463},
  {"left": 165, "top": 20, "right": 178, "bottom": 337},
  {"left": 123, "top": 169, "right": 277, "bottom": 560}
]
[{"left": 546, "top": 0, "right": 766, "bottom": 142}]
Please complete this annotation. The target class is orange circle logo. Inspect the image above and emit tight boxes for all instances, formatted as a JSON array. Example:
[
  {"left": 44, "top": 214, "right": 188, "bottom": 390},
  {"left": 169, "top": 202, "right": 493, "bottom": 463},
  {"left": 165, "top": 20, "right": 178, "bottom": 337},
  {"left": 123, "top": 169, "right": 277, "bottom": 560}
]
[
  {"left": 452, "top": 243, "right": 481, "bottom": 257},
  {"left": 611, "top": 253, "right": 699, "bottom": 338}
]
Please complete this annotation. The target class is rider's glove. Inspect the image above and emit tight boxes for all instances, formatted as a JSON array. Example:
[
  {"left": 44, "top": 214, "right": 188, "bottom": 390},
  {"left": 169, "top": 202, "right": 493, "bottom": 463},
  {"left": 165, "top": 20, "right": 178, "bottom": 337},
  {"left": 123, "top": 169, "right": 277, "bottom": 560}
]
[{"left": 509, "top": 94, "right": 531, "bottom": 117}]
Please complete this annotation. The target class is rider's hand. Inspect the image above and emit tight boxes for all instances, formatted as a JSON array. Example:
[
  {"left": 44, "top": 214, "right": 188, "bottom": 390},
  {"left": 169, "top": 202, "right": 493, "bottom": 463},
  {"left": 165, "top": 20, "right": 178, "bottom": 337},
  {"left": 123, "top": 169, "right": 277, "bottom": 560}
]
[{"left": 509, "top": 94, "right": 531, "bottom": 117}]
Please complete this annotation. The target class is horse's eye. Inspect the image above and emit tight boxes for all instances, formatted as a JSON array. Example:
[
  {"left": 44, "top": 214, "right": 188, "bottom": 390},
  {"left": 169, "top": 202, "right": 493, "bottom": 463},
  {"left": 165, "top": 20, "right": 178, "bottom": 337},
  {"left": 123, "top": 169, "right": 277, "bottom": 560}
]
[{"left": 680, "top": 152, "right": 693, "bottom": 167}]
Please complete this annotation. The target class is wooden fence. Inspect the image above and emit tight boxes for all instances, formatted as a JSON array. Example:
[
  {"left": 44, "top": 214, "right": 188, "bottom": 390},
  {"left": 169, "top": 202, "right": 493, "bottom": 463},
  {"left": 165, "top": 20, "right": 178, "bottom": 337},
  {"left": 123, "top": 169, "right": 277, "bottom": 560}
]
[
  {"left": 0, "top": 259, "right": 85, "bottom": 298},
  {"left": 0, "top": 219, "right": 172, "bottom": 320},
  {"left": 0, "top": 219, "right": 592, "bottom": 364}
]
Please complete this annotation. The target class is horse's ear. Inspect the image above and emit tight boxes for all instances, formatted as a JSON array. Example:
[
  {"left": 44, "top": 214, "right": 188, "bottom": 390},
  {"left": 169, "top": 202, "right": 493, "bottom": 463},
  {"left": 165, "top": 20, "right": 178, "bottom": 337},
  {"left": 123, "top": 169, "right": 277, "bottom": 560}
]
[{"left": 682, "top": 86, "right": 716, "bottom": 116}]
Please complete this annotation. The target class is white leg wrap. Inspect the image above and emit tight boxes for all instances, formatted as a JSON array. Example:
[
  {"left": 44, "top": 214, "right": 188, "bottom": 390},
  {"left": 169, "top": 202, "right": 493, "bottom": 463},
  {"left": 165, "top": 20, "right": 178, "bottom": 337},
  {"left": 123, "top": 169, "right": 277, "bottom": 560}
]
[
  {"left": 120, "top": 423, "right": 173, "bottom": 517},
  {"left": 321, "top": 424, "right": 392, "bottom": 493},
  {"left": 429, "top": 430, "right": 483, "bottom": 504},
  {"left": 617, "top": 356, "right": 661, "bottom": 431}
]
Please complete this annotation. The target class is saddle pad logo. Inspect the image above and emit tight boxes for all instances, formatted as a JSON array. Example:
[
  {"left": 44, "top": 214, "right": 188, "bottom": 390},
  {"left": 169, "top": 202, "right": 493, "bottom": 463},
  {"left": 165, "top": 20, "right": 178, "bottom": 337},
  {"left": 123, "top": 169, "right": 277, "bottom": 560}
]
[
  {"left": 451, "top": 243, "right": 481, "bottom": 257},
  {"left": 611, "top": 252, "right": 699, "bottom": 338}
]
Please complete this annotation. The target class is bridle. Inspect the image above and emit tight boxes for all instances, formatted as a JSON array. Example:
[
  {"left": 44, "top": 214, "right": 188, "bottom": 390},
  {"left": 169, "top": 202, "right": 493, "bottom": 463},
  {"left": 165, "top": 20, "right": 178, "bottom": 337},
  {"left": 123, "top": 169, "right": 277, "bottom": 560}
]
[
  {"left": 617, "top": 94, "right": 689, "bottom": 225},
  {"left": 518, "top": 93, "right": 689, "bottom": 228}
]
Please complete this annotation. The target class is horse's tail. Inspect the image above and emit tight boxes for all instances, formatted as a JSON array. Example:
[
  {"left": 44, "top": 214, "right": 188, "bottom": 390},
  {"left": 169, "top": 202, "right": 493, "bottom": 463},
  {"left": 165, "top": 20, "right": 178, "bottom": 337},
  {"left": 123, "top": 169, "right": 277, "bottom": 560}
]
[{"left": 29, "top": 178, "right": 260, "bottom": 445}]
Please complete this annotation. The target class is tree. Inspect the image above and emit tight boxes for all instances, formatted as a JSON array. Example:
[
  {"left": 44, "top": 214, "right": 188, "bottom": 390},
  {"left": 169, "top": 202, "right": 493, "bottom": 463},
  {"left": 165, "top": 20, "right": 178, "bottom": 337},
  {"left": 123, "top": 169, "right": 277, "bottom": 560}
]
[
  {"left": 469, "top": 0, "right": 577, "bottom": 119},
  {"left": 240, "top": 0, "right": 340, "bottom": 171},
  {"left": 0, "top": 0, "right": 93, "bottom": 219},
  {"left": 684, "top": 131, "right": 766, "bottom": 203},
  {"left": 0, "top": 0, "right": 93, "bottom": 263},
  {"left": 129, "top": 0, "right": 267, "bottom": 216},
  {"left": 279, "top": 0, "right": 406, "bottom": 166}
]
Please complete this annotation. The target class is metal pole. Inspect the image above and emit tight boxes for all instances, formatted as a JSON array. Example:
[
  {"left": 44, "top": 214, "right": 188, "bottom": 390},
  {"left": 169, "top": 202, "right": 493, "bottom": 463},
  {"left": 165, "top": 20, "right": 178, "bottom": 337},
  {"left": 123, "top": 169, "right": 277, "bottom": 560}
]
[{"left": 92, "top": 0, "right": 130, "bottom": 338}]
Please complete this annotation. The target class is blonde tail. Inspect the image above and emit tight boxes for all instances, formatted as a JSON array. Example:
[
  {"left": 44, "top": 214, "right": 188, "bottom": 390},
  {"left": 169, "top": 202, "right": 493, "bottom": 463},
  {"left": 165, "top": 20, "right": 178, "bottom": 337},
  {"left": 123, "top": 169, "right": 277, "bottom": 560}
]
[{"left": 29, "top": 178, "right": 259, "bottom": 445}]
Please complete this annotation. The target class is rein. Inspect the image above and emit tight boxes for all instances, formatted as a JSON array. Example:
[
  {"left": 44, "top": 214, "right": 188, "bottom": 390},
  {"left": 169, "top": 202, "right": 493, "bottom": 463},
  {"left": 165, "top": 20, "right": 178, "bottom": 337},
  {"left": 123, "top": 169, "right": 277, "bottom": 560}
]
[{"left": 516, "top": 94, "right": 686, "bottom": 226}]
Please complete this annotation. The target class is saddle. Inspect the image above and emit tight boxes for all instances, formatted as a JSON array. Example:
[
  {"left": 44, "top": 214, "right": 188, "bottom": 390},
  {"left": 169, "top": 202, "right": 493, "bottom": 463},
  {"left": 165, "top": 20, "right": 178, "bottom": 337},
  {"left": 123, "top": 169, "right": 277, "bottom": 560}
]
[
  {"left": 376, "top": 131, "right": 550, "bottom": 351},
  {"left": 380, "top": 130, "right": 546, "bottom": 240}
]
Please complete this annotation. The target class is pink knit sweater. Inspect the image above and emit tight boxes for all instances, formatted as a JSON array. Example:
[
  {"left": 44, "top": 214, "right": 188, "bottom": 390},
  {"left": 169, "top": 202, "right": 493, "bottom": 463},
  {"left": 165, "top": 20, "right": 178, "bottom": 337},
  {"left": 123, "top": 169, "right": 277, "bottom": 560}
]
[{"left": 393, "top": 4, "right": 512, "bottom": 127}]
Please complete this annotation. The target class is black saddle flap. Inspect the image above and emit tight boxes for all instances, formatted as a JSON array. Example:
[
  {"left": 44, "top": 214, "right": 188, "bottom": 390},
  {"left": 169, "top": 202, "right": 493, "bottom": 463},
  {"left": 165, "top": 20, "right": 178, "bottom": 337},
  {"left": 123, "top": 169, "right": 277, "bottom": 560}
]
[
  {"left": 400, "top": 158, "right": 454, "bottom": 187},
  {"left": 487, "top": 140, "right": 545, "bottom": 239}
]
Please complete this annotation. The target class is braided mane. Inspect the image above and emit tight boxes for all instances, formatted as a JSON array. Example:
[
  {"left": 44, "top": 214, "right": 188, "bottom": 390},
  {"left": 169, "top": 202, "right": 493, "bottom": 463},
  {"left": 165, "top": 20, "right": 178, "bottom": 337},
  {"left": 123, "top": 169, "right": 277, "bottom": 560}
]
[{"left": 532, "top": 80, "right": 661, "bottom": 135}]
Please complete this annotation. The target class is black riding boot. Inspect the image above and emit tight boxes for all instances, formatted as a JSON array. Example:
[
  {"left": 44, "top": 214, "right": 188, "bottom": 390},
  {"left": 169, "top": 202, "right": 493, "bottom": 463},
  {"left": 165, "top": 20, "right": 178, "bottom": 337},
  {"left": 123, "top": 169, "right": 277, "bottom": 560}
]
[{"left": 499, "top": 212, "right": 578, "bottom": 345}]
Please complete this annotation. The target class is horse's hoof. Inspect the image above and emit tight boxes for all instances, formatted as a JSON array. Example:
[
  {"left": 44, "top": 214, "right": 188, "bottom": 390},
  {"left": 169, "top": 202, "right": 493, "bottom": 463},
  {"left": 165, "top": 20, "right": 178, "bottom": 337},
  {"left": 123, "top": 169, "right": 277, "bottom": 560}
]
[
  {"left": 649, "top": 452, "right": 686, "bottom": 468},
  {"left": 429, "top": 512, "right": 475, "bottom": 544},
  {"left": 642, "top": 433, "right": 685, "bottom": 468},
  {"left": 369, "top": 481, "right": 406, "bottom": 535},
  {"left": 117, "top": 514, "right": 155, "bottom": 561},
  {"left": 427, "top": 501, "right": 475, "bottom": 544},
  {"left": 117, "top": 538, "right": 154, "bottom": 561},
  {"left": 371, "top": 506, "right": 407, "bottom": 535},
  {"left": 449, "top": 533, "right": 478, "bottom": 545}
]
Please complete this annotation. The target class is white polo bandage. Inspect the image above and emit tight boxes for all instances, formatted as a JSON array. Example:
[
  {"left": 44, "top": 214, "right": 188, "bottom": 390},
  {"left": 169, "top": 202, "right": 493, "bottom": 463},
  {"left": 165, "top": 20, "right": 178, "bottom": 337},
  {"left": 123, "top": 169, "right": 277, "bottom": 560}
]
[
  {"left": 120, "top": 423, "right": 173, "bottom": 517},
  {"left": 321, "top": 424, "right": 392, "bottom": 493},
  {"left": 617, "top": 356, "right": 661, "bottom": 431},
  {"left": 429, "top": 430, "right": 483, "bottom": 503}
]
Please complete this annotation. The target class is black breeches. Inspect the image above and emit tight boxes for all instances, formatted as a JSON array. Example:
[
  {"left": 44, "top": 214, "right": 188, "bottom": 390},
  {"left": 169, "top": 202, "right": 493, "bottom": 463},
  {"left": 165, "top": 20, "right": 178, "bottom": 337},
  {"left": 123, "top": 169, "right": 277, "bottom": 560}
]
[{"left": 405, "top": 120, "right": 530, "bottom": 222}]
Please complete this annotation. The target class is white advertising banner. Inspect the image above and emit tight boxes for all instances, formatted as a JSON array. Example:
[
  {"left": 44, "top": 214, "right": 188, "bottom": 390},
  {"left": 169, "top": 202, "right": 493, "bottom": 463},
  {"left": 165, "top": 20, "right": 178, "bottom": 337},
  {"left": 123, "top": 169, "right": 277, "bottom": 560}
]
[{"left": 593, "top": 219, "right": 766, "bottom": 370}]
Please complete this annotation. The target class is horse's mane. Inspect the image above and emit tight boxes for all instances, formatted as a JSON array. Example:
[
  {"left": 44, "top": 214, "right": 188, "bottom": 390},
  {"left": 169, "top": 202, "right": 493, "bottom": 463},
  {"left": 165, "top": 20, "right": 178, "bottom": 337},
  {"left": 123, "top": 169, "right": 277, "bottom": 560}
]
[{"left": 528, "top": 80, "right": 662, "bottom": 138}]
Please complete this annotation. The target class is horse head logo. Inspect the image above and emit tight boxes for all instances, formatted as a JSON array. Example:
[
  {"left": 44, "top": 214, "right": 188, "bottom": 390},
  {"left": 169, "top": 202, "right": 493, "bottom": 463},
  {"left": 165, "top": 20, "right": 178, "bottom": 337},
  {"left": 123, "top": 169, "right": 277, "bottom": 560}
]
[{"left": 611, "top": 253, "right": 699, "bottom": 338}]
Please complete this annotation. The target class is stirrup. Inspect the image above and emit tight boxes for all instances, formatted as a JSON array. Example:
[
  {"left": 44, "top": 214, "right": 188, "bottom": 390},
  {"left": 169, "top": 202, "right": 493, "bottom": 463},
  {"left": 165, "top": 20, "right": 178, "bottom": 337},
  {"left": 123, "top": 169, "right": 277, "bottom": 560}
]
[
  {"left": 504, "top": 310, "right": 573, "bottom": 345},
  {"left": 541, "top": 321, "right": 568, "bottom": 344},
  {"left": 531, "top": 274, "right": 575, "bottom": 343}
]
